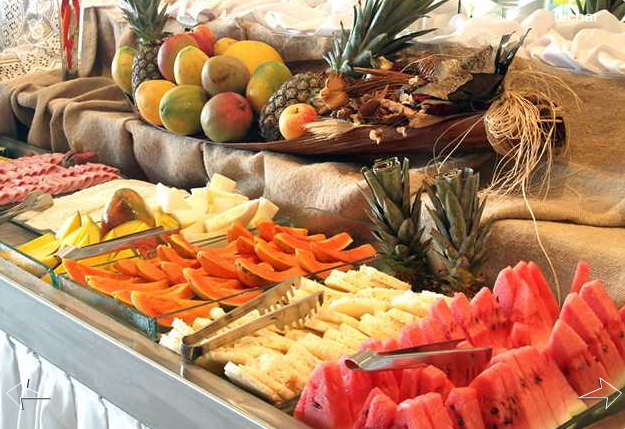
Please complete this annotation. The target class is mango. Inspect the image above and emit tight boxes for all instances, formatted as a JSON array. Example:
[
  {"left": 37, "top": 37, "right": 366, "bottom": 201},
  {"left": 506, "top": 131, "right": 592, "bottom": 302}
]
[
  {"left": 223, "top": 41, "right": 283, "bottom": 74},
  {"left": 18, "top": 233, "right": 60, "bottom": 260},
  {"left": 55, "top": 211, "right": 82, "bottom": 241},
  {"left": 101, "top": 188, "right": 155, "bottom": 236},
  {"left": 160, "top": 85, "right": 208, "bottom": 135},
  {"left": 174, "top": 46, "right": 209, "bottom": 86},
  {"left": 135, "top": 80, "right": 176, "bottom": 126},
  {"left": 112, "top": 46, "right": 135, "bottom": 94},
  {"left": 214, "top": 37, "right": 236, "bottom": 55},
  {"left": 200, "top": 92, "right": 253, "bottom": 143},
  {"left": 201, "top": 55, "right": 250, "bottom": 96},
  {"left": 158, "top": 34, "right": 199, "bottom": 82},
  {"left": 246, "top": 61, "right": 292, "bottom": 113},
  {"left": 103, "top": 220, "right": 150, "bottom": 241}
]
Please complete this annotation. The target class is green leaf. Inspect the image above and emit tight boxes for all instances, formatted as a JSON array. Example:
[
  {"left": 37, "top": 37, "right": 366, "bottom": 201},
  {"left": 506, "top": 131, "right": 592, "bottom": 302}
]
[
  {"left": 427, "top": 206, "right": 451, "bottom": 242},
  {"left": 397, "top": 219, "right": 416, "bottom": 244},
  {"left": 401, "top": 158, "right": 411, "bottom": 218},
  {"left": 445, "top": 191, "right": 467, "bottom": 249},
  {"left": 383, "top": 197, "right": 404, "bottom": 233},
  {"left": 424, "top": 182, "right": 447, "bottom": 227},
  {"left": 461, "top": 172, "right": 478, "bottom": 224},
  {"left": 362, "top": 166, "right": 389, "bottom": 208},
  {"left": 373, "top": 158, "right": 403, "bottom": 208}
]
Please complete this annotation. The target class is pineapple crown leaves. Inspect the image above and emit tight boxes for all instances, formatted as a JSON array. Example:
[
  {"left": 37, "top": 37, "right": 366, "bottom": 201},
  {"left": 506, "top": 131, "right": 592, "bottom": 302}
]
[
  {"left": 424, "top": 167, "right": 493, "bottom": 280},
  {"left": 324, "top": 0, "right": 448, "bottom": 76},
  {"left": 119, "top": 0, "right": 168, "bottom": 43},
  {"left": 360, "top": 157, "right": 431, "bottom": 269},
  {"left": 574, "top": 0, "right": 625, "bottom": 18}
]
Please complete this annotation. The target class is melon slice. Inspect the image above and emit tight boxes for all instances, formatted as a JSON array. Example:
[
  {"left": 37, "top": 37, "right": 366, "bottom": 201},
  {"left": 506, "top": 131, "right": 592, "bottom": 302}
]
[
  {"left": 419, "top": 316, "right": 448, "bottom": 343},
  {"left": 620, "top": 305, "right": 625, "bottom": 323},
  {"left": 249, "top": 197, "right": 279, "bottom": 227},
  {"left": 293, "top": 362, "right": 354, "bottom": 429},
  {"left": 513, "top": 261, "right": 556, "bottom": 326},
  {"left": 492, "top": 266, "right": 520, "bottom": 318},
  {"left": 418, "top": 366, "right": 454, "bottom": 402},
  {"left": 449, "top": 293, "right": 492, "bottom": 347},
  {"left": 420, "top": 393, "right": 455, "bottom": 429},
  {"left": 445, "top": 387, "right": 486, "bottom": 429},
  {"left": 546, "top": 319, "right": 609, "bottom": 400},
  {"left": 527, "top": 261, "right": 560, "bottom": 322},
  {"left": 561, "top": 293, "right": 625, "bottom": 387},
  {"left": 539, "top": 350, "right": 587, "bottom": 418},
  {"left": 570, "top": 260, "right": 591, "bottom": 294},
  {"left": 579, "top": 280, "right": 625, "bottom": 360},
  {"left": 353, "top": 388, "right": 397, "bottom": 429},
  {"left": 498, "top": 362, "right": 535, "bottom": 429},
  {"left": 429, "top": 298, "right": 464, "bottom": 341},
  {"left": 204, "top": 199, "right": 258, "bottom": 232},
  {"left": 398, "top": 323, "right": 426, "bottom": 349},
  {"left": 510, "top": 283, "right": 552, "bottom": 349},
  {"left": 399, "top": 368, "right": 423, "bottom": 403},
  {"left": 339, "top": 356, "right": 373, "bottom": 418},
  {"left": 208, "top": 173, "right": 237, "bottom": 193},
  {"left": 393, "top": 396, "right": 434, "bottom": 429},
  {"left": 470, "top": 287, "right": 509, "bottom": 350},
  {"left": 510, "top": 322, "right": 531, "bottom": 348}
]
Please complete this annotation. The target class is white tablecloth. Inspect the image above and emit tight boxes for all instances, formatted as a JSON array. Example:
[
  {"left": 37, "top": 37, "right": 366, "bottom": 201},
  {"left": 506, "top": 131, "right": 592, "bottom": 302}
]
[{"left": 0, "top": 330, "right": 151, "bottom": 429}]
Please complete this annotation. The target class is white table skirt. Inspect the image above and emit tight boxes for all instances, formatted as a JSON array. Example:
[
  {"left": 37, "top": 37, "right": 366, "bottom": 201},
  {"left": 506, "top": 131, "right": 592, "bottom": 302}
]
[{"left": 0, "top": 330, "right": 152, "bottom": 429}]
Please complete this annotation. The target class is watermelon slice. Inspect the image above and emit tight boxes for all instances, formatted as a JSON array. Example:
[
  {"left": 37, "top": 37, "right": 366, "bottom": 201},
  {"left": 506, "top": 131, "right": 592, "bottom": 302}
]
[
  {"left": 399, "top": 323, "right": 426, "bottom": 349},
  {"left": 497, "top": 361, "right": 534, "bottom": 429},
  {"left": 419, "top": 393, "right": 455, "bottom": 429},
  {"left": 546, "top": 319, "right": 609, "bottom": 400},
  {"left": 449, "top": 293, "right": 492, "bottom": 347},
  {"left": 430, "top": 298, "right": 464, "bottom": 341},
  {"left": 339, "top": 356, "right": 373, "bottom": 418},
  {"left": 539, "top": 350, "right": 587, "bottom": 419},
  {"left": 527, "top": 261, "right": 560, "bottom": 322},
  {"left": 420, "top": 316, "right": 448, "bottom": 343},
  {"left": 510, "top": 322, "right": 531, "bottom": 348},
  {"left": 491, "top": 349, "right": 558, "bottom": 429},
  {"left": 470, "top": 362, "right": 529, "bottom": 429},
  {"left": 380, "top": 338, "right": 403, "bottom": 385},
  {"left": 513, "top": 261, "right": 556, "bottom": 326},
  {"left": 394, "top": 397, "right": 434, "bottom": 429},
  {"left": 471, "top": 287, "right": 509, "bottom": 350},
  {"left": 510, "top": 283, "right": 552, "bottom": 349},
  {"left": 399, "top": 368, "right": 422, "bottom": 402},
  {"left": 294, "top": 384, "right": 309, "bottom": 421},
  {"left": 294, "top": 362, "right": 354, "bottom": 429},
  {"left": 492, "top": 266, "right": 520, "bottom": 318},
  {"left": 353, "top": 388, "right": 397, "bottom": 429},
  {"left": 371, "top": 370, "right": 400, "bottom": 404},
  {"left": 620, "top": 304, "right": 625, "bottom": 323},
  {"left": 560, "top": 293, "right": 625, "bottom": 387},
  {"left": 419, "top": 365, "right": 454, "bottom": 401},
  {"left": 570, "top": 260, "right": 590, "bottom": 294},
  {"left": 579, "top": 280, "right": 625, "bottom": 361},
  {"left": 445, "top": 387, "right": 486, "bottom": 429}
]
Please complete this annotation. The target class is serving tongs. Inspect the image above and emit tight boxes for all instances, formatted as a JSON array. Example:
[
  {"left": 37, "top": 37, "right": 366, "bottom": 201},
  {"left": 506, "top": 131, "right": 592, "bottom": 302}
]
[
  {"left": 181, "top": 277, "right": 323, "bottom": 362},
  {"left": 0, "top": 191, "right": 53, "bottom": 225},
  {"left": 344, "top": 339, "right": 492, "bottom": 387},
  {"left": 57, "top": 226, "right": 179, "bottom": 260}
]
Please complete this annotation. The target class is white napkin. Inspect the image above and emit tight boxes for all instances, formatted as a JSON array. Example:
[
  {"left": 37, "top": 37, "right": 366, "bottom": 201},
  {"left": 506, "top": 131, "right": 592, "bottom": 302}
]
[{"left": 0, "top": 333, "right": 21, "bottom": 429}]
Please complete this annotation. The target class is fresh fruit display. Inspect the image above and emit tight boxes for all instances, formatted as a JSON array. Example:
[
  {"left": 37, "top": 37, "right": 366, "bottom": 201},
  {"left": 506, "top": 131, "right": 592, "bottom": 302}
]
[
  {"left": 159, "top": 85, "right": 208, "bottom": 135},
  {"left": 245, "top": 61, "right": 292, "bottom": 114},
  {"left": 173, "top": 46, "right": 209, "bottom": 86},
  {"left": 157, "top": 33, "right": 199, "bottom": 82},
  {"left": 111, "top": 46, "right": 135, "bottom": 95},
  {"left": 200, "top": 93, "right": 253, "bottom": 143},
  {"left": 135, "top": 79, "right": 176, "bottom": 126},
  {"left": 295, "top": 260, "right": 625, "bottom": 429},
  {"left": 0, "top": 153, "right": 120, "bottom": 206},
  {"left": 279, "top": 103, "right": 318, "bottom": 140},
  {"left": 118, "top": 0, "right": 167, "bottom": 93},
  {"left": 201, "top": 56, "right": 250, "bottom": 97}
]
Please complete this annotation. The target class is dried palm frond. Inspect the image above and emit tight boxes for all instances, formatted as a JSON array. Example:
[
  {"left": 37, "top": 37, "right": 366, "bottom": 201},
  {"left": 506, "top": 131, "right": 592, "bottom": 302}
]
[{"left": 303, "top": 119, "right": 371, "bottom": 140}]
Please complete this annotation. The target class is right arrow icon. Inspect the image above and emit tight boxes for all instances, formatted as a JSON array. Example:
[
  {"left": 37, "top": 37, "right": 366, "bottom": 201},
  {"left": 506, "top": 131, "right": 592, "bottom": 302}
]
[{"left": 578, "top": 378, "right": 622, "bottom": 409}]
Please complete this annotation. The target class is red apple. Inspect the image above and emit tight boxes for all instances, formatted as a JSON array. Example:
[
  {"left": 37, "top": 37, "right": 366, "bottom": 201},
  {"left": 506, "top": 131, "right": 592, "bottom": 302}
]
[
  {"left": 158, "top": 33, "right": 198, "bottom": 82},
  {"left": 279, "top": 103, "right": 318, "bottom": 140},
  {"left": 189, "top": 25, "right": 216, "bottom": 57}
]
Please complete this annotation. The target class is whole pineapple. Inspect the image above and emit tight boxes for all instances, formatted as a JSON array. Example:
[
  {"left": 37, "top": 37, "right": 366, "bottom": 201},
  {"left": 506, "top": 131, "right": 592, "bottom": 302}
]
[
  {"left": 119, "top": 0, "right": 168, "bottom": 94},
  {"left": 424, "top": 168, "right": 493, "bottom": 296},
  {"left": 361, "top": 157, "right": 431, "bottom": 287},
  {"left": 259, "top": 0, "right": 445, "bottom": 141}
]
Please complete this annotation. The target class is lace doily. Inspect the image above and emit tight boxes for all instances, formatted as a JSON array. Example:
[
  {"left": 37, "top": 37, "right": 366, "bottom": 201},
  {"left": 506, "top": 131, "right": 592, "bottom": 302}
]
[{"left": 0, "top": 0, "right": 62, "bottom": 81}]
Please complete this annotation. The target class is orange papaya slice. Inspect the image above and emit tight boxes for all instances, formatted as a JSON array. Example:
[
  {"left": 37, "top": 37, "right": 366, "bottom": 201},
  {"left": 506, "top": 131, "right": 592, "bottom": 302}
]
[
  {"left": 258, "top": 262, "right": 275, "bottom": 271},
  {"left": 160, "top": 261, "right": 186, "bottom": 284},
  {"left": 275, "top": 225, "right": 308, "bottom": 237},
  {"left": 226, "top": 221, "right": 254, "bottom": 242},
  {"left": 85, "top": 276, "right": 168, "bottom": 295},
  {"left": 136, "top": 260, "right": 168, "bottom": 282},
  {"left": 63, "top": 259, "right": 132, "bottom": 286},
  {"left": 165, "top": 234, "right": 197, "bottom": 258},
  {"left": 130, "top": 292, "right": 216, "bottom": 327},
  {"left": 311, "top": 243, "right": 377, "bottom": 263},
  {"left": 114, "top": 258, "right": 140, "bottom": 277},
  {"left": 237, "top": 236, "right": 256, "bottom": 255},
  {"left": 291, "top": 233, "right": 327, "bottom": 242},
  {"left": 197, "top": 250, "right": 238, "bottom": 279},
  {"left": 156, "top": 245, "right": 199, "bottom": 268},
  {"left": 235, "top": 258, "right": 305, "bottom": 288},
  {"left": 273, "top": 233, "right": 313, "bottom": 254},
  {"left": 295, "top": 249, "right": 351, "bottom": 280},
  {"left": 257, "top": 220, "right": 276, "bottom": 241},
  {"left": 255, "top": 240, "right": 298, "bottom": 270},
  {"left": 112, "top": 284, "right": 195, "bottom": 306},
  {"left": 316, "top": 232, "right": 353, "bottom": 250},
  {"left": 184, "top": 268, "right": 249, "bottom": 301}
]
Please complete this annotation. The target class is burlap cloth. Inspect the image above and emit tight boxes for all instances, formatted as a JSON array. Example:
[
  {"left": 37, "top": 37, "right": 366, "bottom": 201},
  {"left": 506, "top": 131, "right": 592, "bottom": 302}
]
[{"left": 1, "top": 11, "right": 624, "bottom": 304}]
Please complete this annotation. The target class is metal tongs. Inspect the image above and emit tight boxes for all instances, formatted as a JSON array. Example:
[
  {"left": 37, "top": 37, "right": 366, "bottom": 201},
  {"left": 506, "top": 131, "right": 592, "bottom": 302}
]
[
  {"left": 181, "top": 277, "right": 324, "bottom": 362},
  {"left": 344, "top": 339, "right": 492, "bottom": 387},
  {"left": 0, "top": 191, "right": 53, "bottom": 225},
  {"left": 57, "top": 226, "right": 178, "bottom": 260}
]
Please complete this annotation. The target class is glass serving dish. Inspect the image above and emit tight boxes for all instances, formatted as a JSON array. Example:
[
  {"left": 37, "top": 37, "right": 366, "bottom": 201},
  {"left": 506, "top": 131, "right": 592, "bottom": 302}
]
[{"left": 0, "top": 239, "right": 57, "bottom": 284}]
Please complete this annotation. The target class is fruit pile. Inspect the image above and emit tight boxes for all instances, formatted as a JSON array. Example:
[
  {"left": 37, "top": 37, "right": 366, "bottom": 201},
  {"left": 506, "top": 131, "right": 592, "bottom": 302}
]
[
  {"left": 62, "top": 220, "right": 375, "bottom": 327},
  {"left": 295, "top": 261, "right": 625, "bottom": 429},
  {"left": 113, "top": 22, "right": 309, "bottom": 142}
]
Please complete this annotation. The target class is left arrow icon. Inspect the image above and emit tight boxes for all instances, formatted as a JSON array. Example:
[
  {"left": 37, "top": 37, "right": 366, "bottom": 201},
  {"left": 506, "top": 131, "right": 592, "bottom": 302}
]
[{"left": 5, "top": 379, "right": 51, "bottom": 410}]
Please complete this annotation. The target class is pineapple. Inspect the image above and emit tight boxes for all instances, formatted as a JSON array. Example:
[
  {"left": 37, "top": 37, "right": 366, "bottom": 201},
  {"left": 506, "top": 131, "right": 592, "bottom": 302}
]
[
  {"left": 575, "top": 0, "right": 625, "bottom": 19},
  {"left": 424, "top": 168, "right": 493, "bottom": 296},
  {"left": 259, "top": 0, "right": 445, "bottom": 141},
  {"left": 361, "top": 157, "right": 431, "bottom": 287},
  {"left": 118, "top": 0, "right": 168, "bottom": 94}
]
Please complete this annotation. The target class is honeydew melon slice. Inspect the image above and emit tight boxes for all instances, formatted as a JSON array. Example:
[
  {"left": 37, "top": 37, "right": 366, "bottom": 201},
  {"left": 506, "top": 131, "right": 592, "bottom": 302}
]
[
  {"left": 208, "top": 173, "right": 237, "bottom": 193},
  {"left": 249, "top": 197, "right": 279, "bottom": 227},
  {"left": 204, "top": 199, "right": 259, "bottom": 233},
  {"left": 206, "top": 189, "right": 248, "bottom": 214}
]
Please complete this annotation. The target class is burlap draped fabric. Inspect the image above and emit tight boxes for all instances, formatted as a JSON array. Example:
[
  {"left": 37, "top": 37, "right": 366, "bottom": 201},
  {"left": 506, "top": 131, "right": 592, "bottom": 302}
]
[{"left": 0, "top": 10, "right": 624, "bottom": 303}]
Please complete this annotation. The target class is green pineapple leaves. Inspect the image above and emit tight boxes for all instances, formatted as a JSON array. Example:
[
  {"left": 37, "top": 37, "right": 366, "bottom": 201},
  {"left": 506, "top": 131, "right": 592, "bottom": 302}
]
[
  {"left": 574, "top": 0, "right": 625, "bottom": 19},
  {"left": 119, "top": 0, "right": 168, "bottom": 43}
]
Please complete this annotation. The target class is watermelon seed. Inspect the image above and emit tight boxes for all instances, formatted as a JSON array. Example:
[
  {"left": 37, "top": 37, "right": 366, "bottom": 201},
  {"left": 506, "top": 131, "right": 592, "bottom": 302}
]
[
  {"left": 491, "top": 407, "right": 499, "bottom": 415},
  {"left": 312, "top": 401, "right": 322, "bottom": 409},
  {"left": 457, "top": 417, "right": 465, "bottom": 427}
]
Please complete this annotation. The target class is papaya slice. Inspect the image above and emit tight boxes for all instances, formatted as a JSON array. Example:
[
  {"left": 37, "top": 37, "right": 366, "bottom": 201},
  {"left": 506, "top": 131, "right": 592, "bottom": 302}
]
[
  {"left": 273, "top": 233, "right": 313, "bottom": 254},
  {"left": 235, "top": 258, "right": 305, "bottom": 288},
  {"left": 290, "top": 233, "right": 327, "bottom": 242},
  {"left": 63, "top": 259, "right": 132, "bottom": 286},
  {"left": 316, "top": 232, "right": 353, "bottom": 250},
  {"left": 112, "top": 283, "right": 195, "bottom": 305},
  {"left": 236, "top": 236, "right": 256, "bottom": 255},
  {"left": 114, "top": 258, "right": 140, "bottom": 277},
  {"left": 255, "top": 240, "right": 298, "bottom": 270},
  {"left": 136, "top": 260, "right": 168, "bottom": 282},
  {"left": 130, "top": 292, "right": 217, "bottom": 327},
  {"left": 219, "top": 290, "right": 262, "bottom": 306},
  {"left": 160, "top": 261, "right": 186, "bottom": 284},
  {"left": 311, "top": 243, "right": 377, "bottom": 263},
  {"left": 257, "top": 220, "right": 276, "bottom": 241},
  {"left": 226, "top": 222, "right": 254, "bottom": 242},
  {"left": 184, "top": 268, "right": 248, "bottom": 301},
  {"left": 156, "top": 245, "right": 199, "bottom": 268},
  {"left": 165, "top": 234, "right": 197, "bottom": 258},
  {"left": 85, "top": 276, "right": 168, "bottom": 295},
  {"left": 275, "top": 225, "right": 308, "bottom": 237},
  {"left": 197, "top": 250, "right": 238, "bottom": 279},
  {"left": 258, "top": 262, "right": 275, "bottom": 271},
  {"left": 295, "top": 249, "right": 351, "bottom": 280}
]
